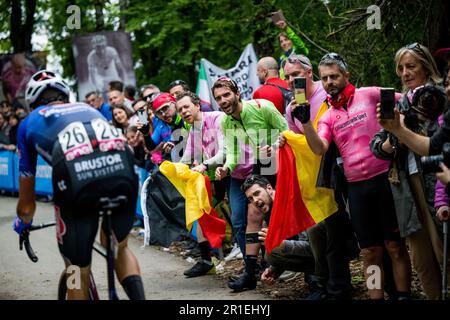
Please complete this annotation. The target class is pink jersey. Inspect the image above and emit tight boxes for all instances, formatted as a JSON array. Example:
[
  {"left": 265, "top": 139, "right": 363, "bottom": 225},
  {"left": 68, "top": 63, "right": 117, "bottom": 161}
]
[
  {"left": 286, "top": 81, "right": 327, "bottom": 134},
  {"left": 1, "top": 62, "right": 36, "bottom": 100},
  {"left": 317, "top": 87, "right": 400, "bottom": 182}
]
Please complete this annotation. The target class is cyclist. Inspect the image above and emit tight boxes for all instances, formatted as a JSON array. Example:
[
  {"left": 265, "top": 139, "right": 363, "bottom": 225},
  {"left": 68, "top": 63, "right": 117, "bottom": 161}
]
[{"left": 12, "top": 70, "right": 145, "bottom": 300}]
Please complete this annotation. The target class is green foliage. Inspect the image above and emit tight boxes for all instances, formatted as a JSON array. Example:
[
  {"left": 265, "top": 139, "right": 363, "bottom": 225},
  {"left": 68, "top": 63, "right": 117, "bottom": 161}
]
[{"left": 2, "top": 0, "right": 447, "bottom": 95}]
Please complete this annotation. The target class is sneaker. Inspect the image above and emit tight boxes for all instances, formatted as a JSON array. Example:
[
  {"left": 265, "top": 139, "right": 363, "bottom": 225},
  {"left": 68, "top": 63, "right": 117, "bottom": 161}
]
[
  {"left": 183, "top": 260, "right": 215, "bottom": 278},
  {"left": 304, "top": 287, "right": 328, "bottom": 300},
  {"left": 181, "top": 239, "right": 198, "bottom": 250},
  {"left": 185, "top": 246, "right": 201, "bottom": 258},
  {"left": 278, "top": 271, "right": 300, "bottom": 282},
  {"left": 228, "top": 272, "right": 257, "bottom": 292},
  {"left": 224, "top": 244, "right": 243, "bottom": 262}
]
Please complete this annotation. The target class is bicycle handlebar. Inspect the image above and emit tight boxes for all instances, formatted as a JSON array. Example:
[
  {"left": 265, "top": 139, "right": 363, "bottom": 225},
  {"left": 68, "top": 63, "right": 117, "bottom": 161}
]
[
  {"left": 18, "top": 195, "right": 127, "bottom": 263},
  {"left": 19, "top": 222, "right": 56, "bottom": 263}
]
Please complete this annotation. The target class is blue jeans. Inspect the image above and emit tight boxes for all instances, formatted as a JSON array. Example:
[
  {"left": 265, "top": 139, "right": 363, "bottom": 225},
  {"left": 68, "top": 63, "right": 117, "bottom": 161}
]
[{"left": 228, "top": 177, "right": 248, "bottom": 256}]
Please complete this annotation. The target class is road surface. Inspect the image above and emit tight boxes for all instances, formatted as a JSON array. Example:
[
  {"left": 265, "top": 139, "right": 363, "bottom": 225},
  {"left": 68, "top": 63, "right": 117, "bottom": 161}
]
[{"left": 0, "top": 195, "right": 267, "bottom": 300}]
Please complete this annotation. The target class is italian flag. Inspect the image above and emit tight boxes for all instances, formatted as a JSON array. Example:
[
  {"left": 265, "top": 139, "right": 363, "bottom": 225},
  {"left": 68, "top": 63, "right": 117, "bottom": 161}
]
[{"left": 195, "top": 60, "right": 212, "bottom": 110}]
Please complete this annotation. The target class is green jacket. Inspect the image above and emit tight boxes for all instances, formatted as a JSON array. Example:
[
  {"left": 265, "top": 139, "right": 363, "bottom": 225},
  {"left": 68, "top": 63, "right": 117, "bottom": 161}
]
[
  {"left": 221, "top": 99, "right": 288, "bottom": 173},
  {"left": 279, "top": 26, "right": 309, "bottom": 79}
]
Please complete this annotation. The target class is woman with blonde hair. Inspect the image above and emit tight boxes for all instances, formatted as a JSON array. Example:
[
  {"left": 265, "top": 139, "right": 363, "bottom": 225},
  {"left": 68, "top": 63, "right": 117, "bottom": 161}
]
[{"left": 371, "top": 43, "right": 449, "bottom": 299}]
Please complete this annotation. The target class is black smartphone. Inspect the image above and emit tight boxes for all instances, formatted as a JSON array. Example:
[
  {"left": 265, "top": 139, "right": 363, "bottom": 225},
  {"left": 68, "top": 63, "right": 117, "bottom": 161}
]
[
  {"left": 380, "top": 88, "right": 395, "bottom": 119},
  {"left": 245, "top": 232, "right": 262, "bottom": 244},
  {"left": 294, "top": 77, "right": 307, "bottom": 104},
  {"left": 136, "top": 109, "right": 148, "bottom": 125},
  {"left": 270, "top": 10, "right": 285, "bottom": 24}
]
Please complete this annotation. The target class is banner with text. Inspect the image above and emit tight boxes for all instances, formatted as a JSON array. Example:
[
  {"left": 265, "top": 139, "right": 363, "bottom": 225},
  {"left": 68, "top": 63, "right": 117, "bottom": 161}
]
[{"left": 196, "top": 43, "right": 260, "bottom": 111}]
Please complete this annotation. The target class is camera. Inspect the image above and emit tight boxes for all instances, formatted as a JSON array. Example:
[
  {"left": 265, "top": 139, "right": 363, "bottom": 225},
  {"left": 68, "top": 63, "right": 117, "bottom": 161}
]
[{"left": 420, "top": 143, "right": 450, "bottom": 173}]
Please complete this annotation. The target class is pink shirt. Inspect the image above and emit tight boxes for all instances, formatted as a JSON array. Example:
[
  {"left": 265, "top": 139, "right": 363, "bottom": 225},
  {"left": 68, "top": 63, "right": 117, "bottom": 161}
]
[
  {"left": 317, "top": 87, "right": 400, "bottom": 182},
  {"left": 285, "top": 81, "right": 327, "bottom": 134},
  {"left": 1, "top": 62, "right": 36, "bottom": 99},
  {"left": 181, "top": 111, "right": 253, "bottom": 180}
]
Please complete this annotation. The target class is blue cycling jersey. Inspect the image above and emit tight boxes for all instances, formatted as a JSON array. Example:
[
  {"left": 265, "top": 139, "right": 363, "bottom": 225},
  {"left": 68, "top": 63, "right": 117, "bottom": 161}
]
[
  {"left": 151, "top": 117, "right": 173, "bottom": 145},
  {"left": 17, "top": 102, "right": 107, "bottom": 177}
]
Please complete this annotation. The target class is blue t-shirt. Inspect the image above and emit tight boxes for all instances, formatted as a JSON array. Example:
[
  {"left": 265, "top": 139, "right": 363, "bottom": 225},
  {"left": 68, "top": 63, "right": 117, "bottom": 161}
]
[
  {"left": 17, "top": 102, "right": 107, "bottom": 177},
  {"left": 98, "top": 102, "right": 113, "bottom": 121}
]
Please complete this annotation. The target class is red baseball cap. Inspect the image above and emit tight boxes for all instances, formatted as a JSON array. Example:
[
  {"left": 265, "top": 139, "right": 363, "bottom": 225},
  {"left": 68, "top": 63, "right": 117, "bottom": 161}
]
[
  {"left": 152, "top": 92, "right": 175, "bottom": 111},
  {"left": 433, "top": 48, "right": 450, "bottom": 60}
]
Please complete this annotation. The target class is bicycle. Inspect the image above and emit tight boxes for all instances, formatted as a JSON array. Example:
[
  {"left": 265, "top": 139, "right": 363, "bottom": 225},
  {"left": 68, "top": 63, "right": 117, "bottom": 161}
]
[{"left": 19, "top": 195, "right": 128, "bottom": 300}]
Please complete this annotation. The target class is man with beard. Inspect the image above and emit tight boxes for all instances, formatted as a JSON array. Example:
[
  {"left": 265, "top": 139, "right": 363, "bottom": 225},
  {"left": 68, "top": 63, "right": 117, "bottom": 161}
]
[
  {"left": 175, "top": 91, "right": 228, "bottom": 278},
  {"left": 241, "top": 175, "right": 317, "bottom": 292},
  {"left": 280, "top": 53, "right": 412, "bottom": 300},
  {"left": 137, "top": 92, "right": 190, "bottom": 161},
  {"left": 281, "top": 53, "right": 356, "bottom": 300},
  {"left": 253, "top": 57, "right": 290, "bottom": 114},
  {"left": 211, "top": 77, "right": 288, "bottom": 292}
]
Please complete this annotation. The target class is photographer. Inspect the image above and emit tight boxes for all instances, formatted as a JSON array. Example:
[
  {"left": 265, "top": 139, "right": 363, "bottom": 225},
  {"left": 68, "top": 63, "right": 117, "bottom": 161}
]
[
  {"left": 436, "top": 162, "right": 450, "bottom": 221},
  {"left": 371, "top": 43, "right": 447, "bottom": 299}
]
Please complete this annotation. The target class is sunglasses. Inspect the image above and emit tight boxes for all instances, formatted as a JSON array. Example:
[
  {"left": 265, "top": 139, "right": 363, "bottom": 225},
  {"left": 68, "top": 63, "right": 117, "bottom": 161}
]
[
  {"left": 287, "top": 55, "right": 312, "bottom": 69},
  {"left": 406, "top": 43, "right": 420, "bottom": 50},
  {"left": 215, "top": 76, "right": 239, "bottom": 90},
  {"left": 143, "top": 92, "right": 160, "bottom": 102},
  {"left": 319, "top": 52, "right": 348, "bottom": 70},
  {"left": 405, "top": 43, "right": 426, "bottom": 56},
  {"left": 169, "top": 79, "right": 187, "bottom": 88},
  {"left": 156, "top": 104, "right": 172, "bottom": 117}
]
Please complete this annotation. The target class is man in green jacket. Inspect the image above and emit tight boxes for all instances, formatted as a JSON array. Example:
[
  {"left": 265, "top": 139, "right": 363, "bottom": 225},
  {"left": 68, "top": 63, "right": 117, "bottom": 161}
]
[{"left": 211, "top": 77, "right": 288, "bottom": 292}]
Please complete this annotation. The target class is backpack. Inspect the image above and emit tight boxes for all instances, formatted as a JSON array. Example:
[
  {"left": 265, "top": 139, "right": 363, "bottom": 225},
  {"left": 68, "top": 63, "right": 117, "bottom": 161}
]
[{"left": 266, "top": 83, "right": 293, "bottom": 113}]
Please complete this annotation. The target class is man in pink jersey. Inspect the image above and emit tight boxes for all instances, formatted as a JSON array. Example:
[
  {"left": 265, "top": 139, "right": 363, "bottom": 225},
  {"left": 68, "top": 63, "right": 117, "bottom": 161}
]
[
  {"left": 281, "top": 53, "right": 412, "bottom": 300},
  {"left": 282, "top": 53, "right": 356, "bottom": 300}
]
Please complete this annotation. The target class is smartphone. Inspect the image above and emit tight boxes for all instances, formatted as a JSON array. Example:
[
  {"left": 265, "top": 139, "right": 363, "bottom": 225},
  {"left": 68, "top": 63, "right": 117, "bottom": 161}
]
[
  {"left": 380, "top": 88, "right": 395, "bottom": 119},
  {"left": 294, "top": 77, "right": 307, "bottom": 104},
  {"left": 245, "top": 232, "right": 263, "bottom": 244},
  {"left": 270, "top": 10, "right": 285, "bottom": 24},
  {"left": 136, "top": 108, "right": 148, "bottom": 125}
]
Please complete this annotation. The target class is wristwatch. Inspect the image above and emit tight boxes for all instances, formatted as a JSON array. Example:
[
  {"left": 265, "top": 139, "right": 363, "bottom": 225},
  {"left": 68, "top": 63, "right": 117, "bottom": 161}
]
[{"left": 202, "top": 162, "right": 209, "bottom": 170}]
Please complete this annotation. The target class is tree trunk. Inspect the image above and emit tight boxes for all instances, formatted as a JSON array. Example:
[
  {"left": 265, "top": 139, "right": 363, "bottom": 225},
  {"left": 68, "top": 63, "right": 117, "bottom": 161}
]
[
  {"left": 119, "top": 0, "right": 127, "bottom": 31},
  {"left": 428, "top": 0, "right": 450, "bottom": 50},
  {"left": 95, "top": 0, "right": 105, "bottom": 31},
  {"left": 10, "top": 0, "right": 36, "bottom": 53}
]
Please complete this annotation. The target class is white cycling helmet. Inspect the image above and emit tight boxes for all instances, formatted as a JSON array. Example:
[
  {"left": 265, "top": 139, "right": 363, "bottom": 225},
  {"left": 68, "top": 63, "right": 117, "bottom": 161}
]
[{"left": 25, "top": 70, "right": 70, "bottom": 108}]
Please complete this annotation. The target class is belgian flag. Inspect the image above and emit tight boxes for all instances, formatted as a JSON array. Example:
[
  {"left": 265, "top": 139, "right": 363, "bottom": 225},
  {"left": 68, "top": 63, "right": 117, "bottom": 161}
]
[
  {"left": 142, "top": 161, "right": 226, "bottom": 249},
  {"left": 265, "top": 103, "right": 338, "bottom": 254}
]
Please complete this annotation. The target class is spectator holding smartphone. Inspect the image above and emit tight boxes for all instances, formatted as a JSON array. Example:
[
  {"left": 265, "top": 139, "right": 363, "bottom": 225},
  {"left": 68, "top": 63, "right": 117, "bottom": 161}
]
[{"left": 372, "top": 43, "right": 448, "bottom": 299}]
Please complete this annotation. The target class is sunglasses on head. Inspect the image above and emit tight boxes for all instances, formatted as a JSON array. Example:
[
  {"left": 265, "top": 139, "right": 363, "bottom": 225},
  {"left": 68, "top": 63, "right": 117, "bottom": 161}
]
[
  {"left": 215, "top": 76, "right": 238, "bottom": 90},
  {"left": 287, "top": 56, "right": 311, "bottom": 69},
  {"left": 405, "top": 43, "right": 426, "bottom": 56},
  {"left": 169, "top": 80, "right": 187, "bottom": 88},
  {"left": 319, "top": 52, "right": 349, "bottom": 71}
]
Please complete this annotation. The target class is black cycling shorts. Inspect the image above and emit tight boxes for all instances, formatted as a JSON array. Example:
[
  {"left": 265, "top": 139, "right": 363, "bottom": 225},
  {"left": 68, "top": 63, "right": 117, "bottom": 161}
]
[
  {"left": 347, "top": 172, "right": 400, "bottom": 249},
  {"left": 52, "top": 149, "right": 138, "bottom": 267}
]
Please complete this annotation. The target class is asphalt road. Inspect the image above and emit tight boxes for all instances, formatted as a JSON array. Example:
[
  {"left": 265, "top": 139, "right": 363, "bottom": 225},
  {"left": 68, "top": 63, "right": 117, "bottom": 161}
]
[{"left": 0, "top": 195, "right": 266, "bottom": 300}]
